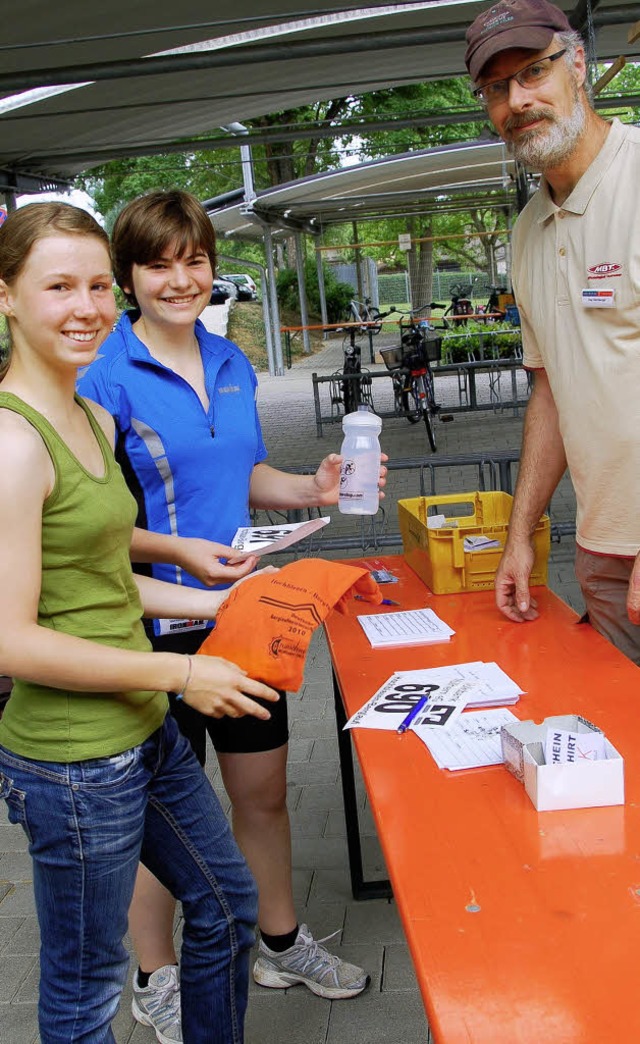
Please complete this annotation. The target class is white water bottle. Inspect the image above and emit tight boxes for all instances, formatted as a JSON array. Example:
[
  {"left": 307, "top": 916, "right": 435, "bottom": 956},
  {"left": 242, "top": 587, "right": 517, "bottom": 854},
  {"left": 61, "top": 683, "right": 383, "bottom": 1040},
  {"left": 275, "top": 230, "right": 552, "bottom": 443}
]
[{"left": 338, "top": 406, "right": 382, "bottom": 515}]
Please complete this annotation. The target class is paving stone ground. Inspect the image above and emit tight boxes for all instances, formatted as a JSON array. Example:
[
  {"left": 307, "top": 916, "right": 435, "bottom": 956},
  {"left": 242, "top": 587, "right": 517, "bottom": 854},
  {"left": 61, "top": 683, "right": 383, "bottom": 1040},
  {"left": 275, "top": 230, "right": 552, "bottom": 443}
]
[{"left": 0, "top": 329, "right": 583, "bottom": 1043}]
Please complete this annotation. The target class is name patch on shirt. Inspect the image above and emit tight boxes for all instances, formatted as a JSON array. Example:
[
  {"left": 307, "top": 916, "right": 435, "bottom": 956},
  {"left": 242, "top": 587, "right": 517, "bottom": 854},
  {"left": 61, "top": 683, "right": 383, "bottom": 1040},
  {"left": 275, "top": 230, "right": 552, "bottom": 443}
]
[
  {"left": 155, "top": 617, "right": 209, "bottom": 636},
  {"left": 581, "top": 289, "right": 615, "bottom": 308},
  {"left": 218, "top": 385, "right": 241, "bottom": 394}
]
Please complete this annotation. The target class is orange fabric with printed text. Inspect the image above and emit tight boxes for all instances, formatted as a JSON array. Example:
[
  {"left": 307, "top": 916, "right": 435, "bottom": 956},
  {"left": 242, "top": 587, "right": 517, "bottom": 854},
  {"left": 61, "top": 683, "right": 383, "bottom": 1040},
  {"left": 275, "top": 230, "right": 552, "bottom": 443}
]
[{"left": 197, "top": 558, "right": 381, "bottom": 691}]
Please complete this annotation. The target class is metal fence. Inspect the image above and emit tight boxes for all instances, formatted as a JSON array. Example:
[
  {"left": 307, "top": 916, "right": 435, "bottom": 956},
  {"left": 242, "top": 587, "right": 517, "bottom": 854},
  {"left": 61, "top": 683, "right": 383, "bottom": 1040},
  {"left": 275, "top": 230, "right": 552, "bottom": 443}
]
[
  {"left": 249, "top": 451, "right": 574, "bottom": 560},
  {"left": 377, "top": 270, "right": 493, "bottom": 306}
]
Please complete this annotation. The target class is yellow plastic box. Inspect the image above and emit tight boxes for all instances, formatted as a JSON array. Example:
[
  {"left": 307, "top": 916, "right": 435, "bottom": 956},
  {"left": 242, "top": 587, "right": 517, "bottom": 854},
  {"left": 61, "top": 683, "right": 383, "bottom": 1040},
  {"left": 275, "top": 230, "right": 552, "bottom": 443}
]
[{"left": 398, "top": 491, "right": 550, "bottom": 595}]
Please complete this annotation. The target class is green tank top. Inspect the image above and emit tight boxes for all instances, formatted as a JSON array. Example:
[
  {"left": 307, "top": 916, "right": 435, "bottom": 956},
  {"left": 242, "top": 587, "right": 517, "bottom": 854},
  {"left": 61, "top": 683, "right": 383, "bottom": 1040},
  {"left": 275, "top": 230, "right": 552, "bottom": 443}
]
[{"left": 0, "top": 393, "right": 167, "bottom": 762}]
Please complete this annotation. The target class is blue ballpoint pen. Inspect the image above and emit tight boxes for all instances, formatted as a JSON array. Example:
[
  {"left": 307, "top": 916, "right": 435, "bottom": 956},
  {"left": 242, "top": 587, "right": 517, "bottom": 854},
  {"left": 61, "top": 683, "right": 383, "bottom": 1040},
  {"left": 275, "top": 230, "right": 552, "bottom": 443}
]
[
  {"left": 396, "top": 695, "right": 430, "bottom": 735},
  {"left": 354, "top": 596, "right": 400, "bottom": 606}
]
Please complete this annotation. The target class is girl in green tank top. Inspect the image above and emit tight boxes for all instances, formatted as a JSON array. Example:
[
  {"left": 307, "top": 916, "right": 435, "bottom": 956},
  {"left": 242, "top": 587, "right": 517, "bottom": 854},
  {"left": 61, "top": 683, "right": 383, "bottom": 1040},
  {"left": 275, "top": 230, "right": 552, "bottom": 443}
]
[{"left": 0, "top": 202, "right": 278, "bottom": 1043}]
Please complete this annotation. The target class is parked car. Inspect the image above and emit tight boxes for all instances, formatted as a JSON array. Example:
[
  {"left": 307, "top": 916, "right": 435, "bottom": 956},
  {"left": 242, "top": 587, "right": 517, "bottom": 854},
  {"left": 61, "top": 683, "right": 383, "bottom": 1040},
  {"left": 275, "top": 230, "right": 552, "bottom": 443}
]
[
  {"left": 220, "top": 273, "right": 258, "bottom": 300},
  {"left": 209, "top": 278, "right": 238, "bottom": 305}
]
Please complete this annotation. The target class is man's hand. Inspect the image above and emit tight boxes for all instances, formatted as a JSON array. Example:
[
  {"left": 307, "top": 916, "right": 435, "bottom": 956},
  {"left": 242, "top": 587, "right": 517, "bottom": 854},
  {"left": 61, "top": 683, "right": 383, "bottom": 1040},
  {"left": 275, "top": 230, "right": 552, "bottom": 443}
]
[
  {"left": 311, "top": 452, "right": 388, "bottom": 505},
  {"left": 177, "top": 537, "right": 258, "bottom": 586},
  {"left": 627, "top": 551, "right": 640, "bottom": 625},
  {"left": 495, "top": 541, "right": 539, "bottom": 622}
]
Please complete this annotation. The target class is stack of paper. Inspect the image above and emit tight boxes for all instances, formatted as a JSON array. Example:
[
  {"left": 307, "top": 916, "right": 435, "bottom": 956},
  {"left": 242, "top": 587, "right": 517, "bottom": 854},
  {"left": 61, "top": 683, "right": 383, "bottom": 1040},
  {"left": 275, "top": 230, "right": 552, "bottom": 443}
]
[
  {"left": 387, "top": 662, "right": 523, "bottom": 708},
  {"left": 344, "top": 662, "right": 523, "bottom": 733},
  {"left": 356, "top": 608, "right": 454, "bottom": 648}
]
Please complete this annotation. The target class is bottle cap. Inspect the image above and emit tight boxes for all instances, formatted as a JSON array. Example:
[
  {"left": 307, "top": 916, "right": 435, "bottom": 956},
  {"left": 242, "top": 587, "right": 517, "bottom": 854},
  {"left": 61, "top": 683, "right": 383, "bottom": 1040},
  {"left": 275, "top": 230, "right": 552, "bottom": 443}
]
[{"left": 342, "top": 408, "right": 382, "bottom": 433}]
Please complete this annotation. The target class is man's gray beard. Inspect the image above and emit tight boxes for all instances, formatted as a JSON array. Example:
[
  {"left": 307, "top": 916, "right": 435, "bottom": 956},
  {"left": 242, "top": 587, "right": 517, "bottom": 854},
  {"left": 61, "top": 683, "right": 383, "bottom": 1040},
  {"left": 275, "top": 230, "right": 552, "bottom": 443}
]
[{"left": 505, "top": 92, "right": 587, "bottom": 171}]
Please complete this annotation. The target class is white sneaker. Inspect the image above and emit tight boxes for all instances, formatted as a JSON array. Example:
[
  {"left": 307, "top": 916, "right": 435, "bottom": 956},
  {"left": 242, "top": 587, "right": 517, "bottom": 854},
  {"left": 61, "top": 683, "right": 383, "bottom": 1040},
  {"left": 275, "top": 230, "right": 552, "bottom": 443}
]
[
  {"left": 253, "top": 924, "right": 369, "bottom": 999},
  {"left": 132, "top": 964, "right": 182, "bottom": 1043}
]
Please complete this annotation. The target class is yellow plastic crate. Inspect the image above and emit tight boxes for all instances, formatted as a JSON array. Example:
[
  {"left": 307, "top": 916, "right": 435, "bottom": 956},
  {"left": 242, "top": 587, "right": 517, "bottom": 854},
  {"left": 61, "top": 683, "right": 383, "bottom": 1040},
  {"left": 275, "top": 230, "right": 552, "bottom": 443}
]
[{"left": 398, "top": 491, "right": 550, "bottom": 594}]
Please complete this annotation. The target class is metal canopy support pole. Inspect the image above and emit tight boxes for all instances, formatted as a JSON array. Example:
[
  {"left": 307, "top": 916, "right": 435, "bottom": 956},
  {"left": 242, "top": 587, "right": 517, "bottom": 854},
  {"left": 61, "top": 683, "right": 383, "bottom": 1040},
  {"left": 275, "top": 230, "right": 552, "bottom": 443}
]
[
  {"left": 352, "top": 221, "right": 363, "bottom": 302},
  {"left": 316, "top": 248, "right": 329, "bottom": 336},
  {"left": 263, "top": 227, "right": 285, "bottom": 376},
  {"left": 259, "top": 273, "right": 276, "bottom": 377},
  {"left": 295, "top": 233, "right": 311, "bottom": 355}
]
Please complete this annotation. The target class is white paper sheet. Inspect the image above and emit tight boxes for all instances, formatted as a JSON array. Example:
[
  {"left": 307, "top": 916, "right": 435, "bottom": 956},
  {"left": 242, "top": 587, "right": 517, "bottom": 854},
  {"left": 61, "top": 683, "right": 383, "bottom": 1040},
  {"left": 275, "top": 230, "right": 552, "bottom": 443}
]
[
  {"left": 413, "top": 708, "right": 520, "bottom": 770},
  {"left": 356, "top": 608, "right": 454, "bottom": 648},
  {"left": 231, "top": 517, "right": 330, "bottom": 557}
]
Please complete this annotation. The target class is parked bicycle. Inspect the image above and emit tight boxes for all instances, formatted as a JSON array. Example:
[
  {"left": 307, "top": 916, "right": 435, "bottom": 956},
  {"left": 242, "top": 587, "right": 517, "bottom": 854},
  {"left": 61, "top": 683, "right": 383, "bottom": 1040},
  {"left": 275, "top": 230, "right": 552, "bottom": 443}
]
[
  {"left": 380, "top": 310, "right": 452, "bottom": 452},
  {"left": 475, "top": 285, "right": 511, "bottom": 321},
  {"left": 445, "top": 283, "right": 474, "bottom": 326},
  {"left": 338, "top": 305, "right": 395, "bottom": 414},
  {"left": 420, "top": 287, "right": 474, "bottom": 332},
  {"left": 346, "top": 296, "right": 384, "bottom": 334}
]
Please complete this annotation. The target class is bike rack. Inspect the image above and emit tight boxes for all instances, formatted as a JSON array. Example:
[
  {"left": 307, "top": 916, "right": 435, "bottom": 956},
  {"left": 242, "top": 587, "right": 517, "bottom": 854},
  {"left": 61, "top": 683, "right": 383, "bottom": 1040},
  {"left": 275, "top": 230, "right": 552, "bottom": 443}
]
[{"left": 312, "top": 358, "right": 531, "bottom": 437}]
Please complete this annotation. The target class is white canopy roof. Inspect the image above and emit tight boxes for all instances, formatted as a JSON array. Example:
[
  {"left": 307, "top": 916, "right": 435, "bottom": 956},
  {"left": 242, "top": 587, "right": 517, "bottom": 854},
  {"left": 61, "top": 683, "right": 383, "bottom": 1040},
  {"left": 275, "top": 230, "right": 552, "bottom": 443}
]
[
  {"left": 208, "top": 138, "right": 516, "bottom": 239},
  {"left": 2, "top": 0, "right": 639, "bottom": 188}
]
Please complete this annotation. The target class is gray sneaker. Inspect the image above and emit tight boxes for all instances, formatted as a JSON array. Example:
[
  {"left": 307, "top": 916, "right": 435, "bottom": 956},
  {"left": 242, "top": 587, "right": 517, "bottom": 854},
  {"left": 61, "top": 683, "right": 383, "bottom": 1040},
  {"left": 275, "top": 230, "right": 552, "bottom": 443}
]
[
  {"left": 132, "top": 964, "right": 182, "bottom": 1043},
  {"left": 253, "top": 924, "right": 369, "bottom": 999}
]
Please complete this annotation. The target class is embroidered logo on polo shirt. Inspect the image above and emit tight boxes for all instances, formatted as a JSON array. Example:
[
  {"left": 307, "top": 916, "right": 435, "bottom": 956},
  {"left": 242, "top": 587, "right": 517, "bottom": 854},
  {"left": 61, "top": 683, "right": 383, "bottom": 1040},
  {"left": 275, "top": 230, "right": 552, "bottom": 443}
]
[
  {"left": 587, "top": 263, "right": 622, "bottom": 279},
  {"left": 218, "top": 384, "right": 241, "bottom": 393}
]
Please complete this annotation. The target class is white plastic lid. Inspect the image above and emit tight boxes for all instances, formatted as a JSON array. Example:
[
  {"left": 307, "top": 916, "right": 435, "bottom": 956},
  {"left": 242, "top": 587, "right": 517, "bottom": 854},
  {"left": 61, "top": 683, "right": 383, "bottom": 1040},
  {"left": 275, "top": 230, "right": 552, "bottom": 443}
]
[{"left": 342, "top": 407, "right": 382, "bottom": 433}]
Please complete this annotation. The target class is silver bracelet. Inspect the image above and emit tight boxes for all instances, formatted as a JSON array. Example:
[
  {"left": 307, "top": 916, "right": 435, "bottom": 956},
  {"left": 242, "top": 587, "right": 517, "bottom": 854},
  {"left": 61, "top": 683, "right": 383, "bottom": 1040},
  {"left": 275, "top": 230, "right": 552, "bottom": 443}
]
[{"left": 175, "top": 655, "right": 193, "bottom": 702}]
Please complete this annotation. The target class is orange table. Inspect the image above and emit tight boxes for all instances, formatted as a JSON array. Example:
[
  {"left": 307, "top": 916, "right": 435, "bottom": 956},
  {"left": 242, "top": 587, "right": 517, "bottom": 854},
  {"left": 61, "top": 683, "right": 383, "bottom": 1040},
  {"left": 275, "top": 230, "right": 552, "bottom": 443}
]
[{"left": 324, "top": 555, "right": 640, "bottom": 1043}]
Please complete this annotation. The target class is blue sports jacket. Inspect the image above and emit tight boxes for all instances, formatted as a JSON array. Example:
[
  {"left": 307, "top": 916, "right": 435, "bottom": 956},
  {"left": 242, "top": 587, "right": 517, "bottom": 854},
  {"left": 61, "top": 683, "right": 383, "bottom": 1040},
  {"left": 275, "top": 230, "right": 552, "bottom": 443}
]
[{"left": 79, "top": 313, "right": 267, "bottom": 632}]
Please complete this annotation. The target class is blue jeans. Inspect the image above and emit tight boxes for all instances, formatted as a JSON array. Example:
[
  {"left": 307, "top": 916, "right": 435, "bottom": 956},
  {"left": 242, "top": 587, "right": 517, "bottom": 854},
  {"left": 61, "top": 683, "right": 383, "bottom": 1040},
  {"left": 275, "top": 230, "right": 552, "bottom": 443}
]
[{"left": 0, "top": 714, "right": 257, "bottom": 1044}]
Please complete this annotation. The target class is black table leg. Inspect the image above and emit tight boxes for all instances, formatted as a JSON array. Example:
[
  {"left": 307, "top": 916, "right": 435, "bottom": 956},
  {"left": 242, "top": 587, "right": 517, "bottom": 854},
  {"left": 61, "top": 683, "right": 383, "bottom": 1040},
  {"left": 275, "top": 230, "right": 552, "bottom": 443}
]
[{"left": 332, "top": 669, "right": 392, "bottom": 901}]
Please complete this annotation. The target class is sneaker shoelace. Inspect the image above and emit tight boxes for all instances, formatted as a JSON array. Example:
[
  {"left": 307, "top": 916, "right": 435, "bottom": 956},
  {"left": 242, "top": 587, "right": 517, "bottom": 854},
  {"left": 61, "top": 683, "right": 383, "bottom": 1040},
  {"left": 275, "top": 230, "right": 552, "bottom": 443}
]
[
  {"left": 291, "top": 929, "right": 342, "bottom": 976},
  {"left": 145, "top": 980, "right": 182, "bottom": 1024}
]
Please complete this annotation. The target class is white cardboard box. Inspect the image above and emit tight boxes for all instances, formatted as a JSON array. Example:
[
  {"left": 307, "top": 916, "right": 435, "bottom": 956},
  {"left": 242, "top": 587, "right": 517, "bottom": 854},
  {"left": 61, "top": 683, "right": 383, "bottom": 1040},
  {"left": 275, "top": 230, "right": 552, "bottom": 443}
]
[{"left": 501, "top": 714, "right": 624, "bottom": 812}]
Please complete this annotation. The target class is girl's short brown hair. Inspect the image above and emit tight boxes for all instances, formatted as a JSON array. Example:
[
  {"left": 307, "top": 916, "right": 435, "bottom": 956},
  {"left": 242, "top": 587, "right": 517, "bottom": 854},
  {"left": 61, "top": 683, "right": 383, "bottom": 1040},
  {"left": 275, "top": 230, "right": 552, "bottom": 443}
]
[{"left": 111, "top": 190, "right": 217, "bottom": 306}]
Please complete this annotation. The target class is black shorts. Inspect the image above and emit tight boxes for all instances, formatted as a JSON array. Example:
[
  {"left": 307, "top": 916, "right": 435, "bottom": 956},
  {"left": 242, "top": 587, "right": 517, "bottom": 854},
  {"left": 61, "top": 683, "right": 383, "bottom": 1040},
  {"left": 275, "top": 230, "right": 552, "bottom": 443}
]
[{"left": 151, "top": 629, "right": 289, "bottom": 765}]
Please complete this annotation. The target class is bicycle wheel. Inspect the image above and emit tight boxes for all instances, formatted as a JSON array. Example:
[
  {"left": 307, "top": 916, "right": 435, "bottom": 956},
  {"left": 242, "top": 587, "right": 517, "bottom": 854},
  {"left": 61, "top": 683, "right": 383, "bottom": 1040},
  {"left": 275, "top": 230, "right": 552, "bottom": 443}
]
[
  {"left": 367, "top": 306, "right": 383, "bottom": 335},
  {"left": 390, "top": 373, "right": 405, "bottom": 416},
  {"left": 408, "top": 374, "right": 436, "bottom": 451},
  {"left": 423, "top": 368, "right": 438, "bottom": 452},
  {"left": 342, "top": 364, "right": 361, "bottom": 414},
  {"left": 400, "top": 374, "right": 421, "bottom": 424}
]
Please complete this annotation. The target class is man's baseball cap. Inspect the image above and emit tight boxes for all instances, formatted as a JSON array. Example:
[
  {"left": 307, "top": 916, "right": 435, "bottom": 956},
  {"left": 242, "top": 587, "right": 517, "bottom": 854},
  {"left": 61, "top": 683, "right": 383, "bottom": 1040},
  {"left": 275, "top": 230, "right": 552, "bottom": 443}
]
[{"left": 465, "top": 0, "right": 572, "bottom": 82}]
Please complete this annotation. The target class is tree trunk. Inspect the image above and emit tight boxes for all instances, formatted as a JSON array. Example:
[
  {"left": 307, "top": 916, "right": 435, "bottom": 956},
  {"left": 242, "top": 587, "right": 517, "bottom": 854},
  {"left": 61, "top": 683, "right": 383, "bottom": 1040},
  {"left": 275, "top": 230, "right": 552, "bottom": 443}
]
[{"left": 406, "top": 219, "right": 434, "bottom": 314}]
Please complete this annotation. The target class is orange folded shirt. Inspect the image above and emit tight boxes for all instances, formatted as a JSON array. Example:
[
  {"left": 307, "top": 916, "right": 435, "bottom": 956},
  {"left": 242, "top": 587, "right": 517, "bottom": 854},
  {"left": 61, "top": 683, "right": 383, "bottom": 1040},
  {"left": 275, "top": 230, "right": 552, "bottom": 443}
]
[{"left": 197, "top": 558, "right": 382, "bottom": 691}]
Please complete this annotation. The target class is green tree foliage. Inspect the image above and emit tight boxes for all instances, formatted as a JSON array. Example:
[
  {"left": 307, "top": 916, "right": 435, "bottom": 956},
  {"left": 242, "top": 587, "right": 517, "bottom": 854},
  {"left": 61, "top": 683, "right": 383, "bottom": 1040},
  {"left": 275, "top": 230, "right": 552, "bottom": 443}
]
[
  {"left": 333, "top": 79, "right": 503, "bottom": 303},
  {"left": 345, "top": 79, "right": 486, "bottom": 160},
  {"left": 77, "top": 152, "right": 243, "bottom": 231},
  {"left": 248, "top": 99, "right": 351, "bottom": 187},
  {"left": 595, "top": 60, "right": 640, "bottom": 122},
  {"left": 276, "top": 260, "right": 353, "bottom": 322}
]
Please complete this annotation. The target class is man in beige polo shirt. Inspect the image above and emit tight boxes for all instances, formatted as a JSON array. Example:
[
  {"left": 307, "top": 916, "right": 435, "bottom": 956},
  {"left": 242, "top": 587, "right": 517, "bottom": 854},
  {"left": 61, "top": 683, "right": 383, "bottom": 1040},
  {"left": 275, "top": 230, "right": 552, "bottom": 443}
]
[{"left": 465, "top": 0, "right": 640, "bottom": 663}]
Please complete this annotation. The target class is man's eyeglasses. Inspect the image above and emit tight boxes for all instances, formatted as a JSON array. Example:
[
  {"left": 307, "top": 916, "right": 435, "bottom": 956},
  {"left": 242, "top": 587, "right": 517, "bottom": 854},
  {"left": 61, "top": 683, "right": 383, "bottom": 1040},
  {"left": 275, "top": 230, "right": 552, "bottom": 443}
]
[{"left": 473, "top": 49, "right": 567, "bottom": 107}]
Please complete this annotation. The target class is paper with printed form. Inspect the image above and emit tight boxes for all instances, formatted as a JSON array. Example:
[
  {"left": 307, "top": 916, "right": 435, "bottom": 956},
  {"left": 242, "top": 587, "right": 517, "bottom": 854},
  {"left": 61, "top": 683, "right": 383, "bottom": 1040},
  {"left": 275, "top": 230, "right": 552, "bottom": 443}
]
[
  {"left": 344, "top": 662, "right": 522, "bottom": 732},
  {"left": 231, "top": 517, "right": 330, "bottom": 557},
  {"left": 414, "top": 708, "right": 520, "bottom": 770},
  {"left": 356, "top": 608, "right": 454, "bottom": 648}
]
